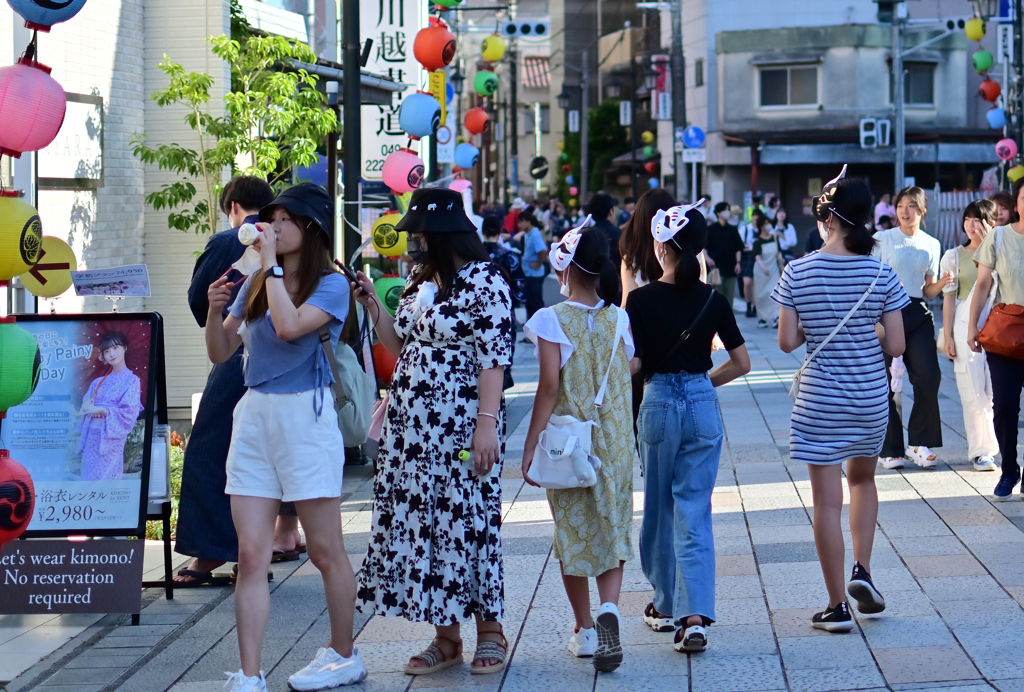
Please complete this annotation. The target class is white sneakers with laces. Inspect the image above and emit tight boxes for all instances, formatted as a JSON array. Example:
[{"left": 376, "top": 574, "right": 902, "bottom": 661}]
[
  {"left": 224, "top": 670, "right": 266, "bottom": 692},
  {"left": 287, "top": 647, "right": 368, "bottom": 691},
  {"left": 568, "top": 625, "right": 597, "bottom": 657}
]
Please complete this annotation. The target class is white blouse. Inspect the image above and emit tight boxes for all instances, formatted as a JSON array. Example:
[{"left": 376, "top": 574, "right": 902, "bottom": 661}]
[
  {"left": 872, "top": 227, "right": 940, "bottom": 299},
  {"left": 524, "top": 301, "right": 635, "bottom": 369}
]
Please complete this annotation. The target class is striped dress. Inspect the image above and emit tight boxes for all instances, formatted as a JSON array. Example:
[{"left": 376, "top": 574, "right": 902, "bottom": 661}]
[{"left": 771, "top": 253, "right": 909, "bottom": 465}]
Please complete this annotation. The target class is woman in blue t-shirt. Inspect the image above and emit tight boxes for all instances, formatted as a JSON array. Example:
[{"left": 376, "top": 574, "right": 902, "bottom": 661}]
[{"left": 206, "top": 184, "right": 365, "bottom": 692}]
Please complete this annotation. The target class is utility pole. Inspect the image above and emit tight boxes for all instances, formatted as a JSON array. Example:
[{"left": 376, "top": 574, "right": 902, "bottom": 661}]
[
  {"left": 1015, "top": 0, "right": 1023, "bottom": 160},
  {"left": 581, "top": 49, "right": 590, "bottom": 205},
  {"left": 342, "top": 0, "right": 362, "bottom": 263},
  {"left": 893, "top": 1, "right": 906, "bottom": 190},
  {"left": 631, "top": 56, "right": 639, "bottom": 200},
  {"left": 509, "top": 47, "right": 519, "bottom": 198},
  {"left": 670, "top": 0, "right": 687, "bottom": 201}
]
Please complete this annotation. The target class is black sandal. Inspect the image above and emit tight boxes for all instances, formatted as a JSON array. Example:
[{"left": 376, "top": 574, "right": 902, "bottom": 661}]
[
  {"left": 173, "top": 569, "right": 232, "bottom": 588},
  {"left": 643, "top": 603, "right": 674, "bottom": 632}
]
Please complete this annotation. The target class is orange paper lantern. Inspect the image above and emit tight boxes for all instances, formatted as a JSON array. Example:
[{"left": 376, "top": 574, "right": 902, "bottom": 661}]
[
  {"left": 0, "top": 450, "right": 34, "bottom": 547},
  {"left": 979, "top": 78, "right": 1001, "bottom": 102},
  {"left": 464, "top": 107, "right": 490, "bottom": 135},
  {"left": 372, "top": 341, "right": 398, "bottom": 383},
  {"left": 413, "top": 18, "right": 457, "bottom": 72}
]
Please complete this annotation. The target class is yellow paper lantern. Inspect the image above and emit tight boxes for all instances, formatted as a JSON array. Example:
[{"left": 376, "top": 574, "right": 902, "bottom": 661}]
[
  {"left": 641, "top": 131, "right": 655, "bottom": 144},
  {"left": 18, "top": 236, "right": 76, "bottom": 298},
  {"left": 481, "top": 34, "right": 506, "bottom": 62},
  {"left": 371, "top": 212, "right": 407, "bottom": 257},
  {"left": 1008, "top": 165, "right": 1024, "bottom": 183},
  {"left": 557, "top": 141, "right": 565, "bottom": 152},
  {"left": 0, "top": 193, "right": 42, "bottom": 283},
  {"left": 965, "top": 17, "right": 986, "bottom": 42},
  {"left": 568, "top": 198, "right": 578, "bottom": 208}
]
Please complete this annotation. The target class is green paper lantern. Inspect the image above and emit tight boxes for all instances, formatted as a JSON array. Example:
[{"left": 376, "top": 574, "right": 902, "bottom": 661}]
[
  {"left": 973, "top": 49, "right": 994, "bottom": 73},
  {"left": 473, "top": 70, "right": 498, "bottom": 96},
  {"left": 0, "top": 322, "right": 41, "bottom": 412},
  {"left": 433, "top": 0, "right": 463, "bottom": 5},
  {"left": 374, "top": 277, "right": 407, "bottom": 316},
  {"left": 643, "top": 145, "right": 654, "bottom": 158},
  {"left": 558, "top": 152, "right": 569, "bottom": 163}
]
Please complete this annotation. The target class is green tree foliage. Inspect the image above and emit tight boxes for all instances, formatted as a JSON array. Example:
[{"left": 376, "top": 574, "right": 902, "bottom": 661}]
[
  {"left": 132, "top": 5, "right": 338, "bottom": 236},
  {"left": 555, "top": 100, "right": 629, "bottom": 208}
]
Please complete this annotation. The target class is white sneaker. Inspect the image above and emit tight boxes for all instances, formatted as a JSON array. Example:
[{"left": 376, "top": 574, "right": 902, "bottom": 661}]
[
  {"left": 224, "top": 670, "right": 267, "bottom": 692},
  {"left": 593, "top": 603, "right": 623, "bottom": 672},
  {"left": 973, "top": 455, "right": 998, "bottom": 472},
  {"left": 879, "top": 457, "right": 904, "bottom": 469},
  {"left": 287, "top": 647, "right": 368, "bottom": 691},
  {"left": 568, "top": 625, "right": 597, "bottom": 657},
  {"left": 907, "top": 446, "right": 937, "bottom": 468}
]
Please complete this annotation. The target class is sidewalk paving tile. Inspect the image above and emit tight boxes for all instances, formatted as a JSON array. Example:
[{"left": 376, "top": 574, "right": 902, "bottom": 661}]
[
  {"left": 903, "top": 555, "right": 988, "bottom": 578},
  {"left": 785, "top": 666, "right": 886, "bottom": 692},
  {"left": 873, "top": 645, "right": 982, "bottom": 684},
  {"left": 690, "top": 652, "right": 786, "bottom": 692}
]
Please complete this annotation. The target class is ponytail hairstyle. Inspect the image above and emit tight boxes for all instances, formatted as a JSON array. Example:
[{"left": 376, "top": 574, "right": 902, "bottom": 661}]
[
  {"left": 818, "top": 177, "right": 876, "bottom": 255},
  {"left": 656, "top": 206, "right": 708, "bottom": 290},
  {"left": 561, "top": 227, "right": 619, "bottom": 307}
]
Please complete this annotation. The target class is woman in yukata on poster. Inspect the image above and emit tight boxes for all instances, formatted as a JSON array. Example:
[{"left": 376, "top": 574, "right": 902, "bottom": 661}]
[{"left": 77, "top": 331, "right": 144, "bottom": 481}]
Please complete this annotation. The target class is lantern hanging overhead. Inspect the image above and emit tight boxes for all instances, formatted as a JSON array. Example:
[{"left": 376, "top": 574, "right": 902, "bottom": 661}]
[
  {"left": 0, "top": 321, "right": 41, "bottom": 413},
  {"left": 413, "top": 18, "right": 456, "bottom": 72},
  {"left": 371, "top": 212, "right": 407, "bottom": 257},
  {"left": 569, "top": 186, "right": 578, "bottom": 196},
  {"left": 996, "top": 137, "right": 1017, "bottom": 161},
  {"left": 641, "top": 130, "right": 655, "bottom": 144},
  {"left": 565, "top": 175, "right": 574, "bottom": 185},
  {"left": 6, "top": 0, "right": 88, "bottom": 31},
  {"left": 0, "top": 59, "right": 67, "bottom": 158},
  {"left": 481, "top": 34, "right": 507, "bottom": 62},
  {"left": 987, "top": 107, "right": 1007, "bottom": 129},
  {"left": 643, "top": 145, "right": 655, "bottom": 158},
  {"left": 464, "top": 107, "right": 490, "bottom": 135},
  {"left": 18, "top": 235, "right": 76, "bottom": 298},
  {"left": 645, "top": 161, "right": 658, "bottom": 174},
  {"left": 1008, "top": 165, "right": 1024, "bottom": 183},
  {"left": 561, "top": 164, "right": 571, "bottom": 174},
  {"left": 648, "top": 178, "right": 659, "bottom": 189},
  {"left": 979, "top": 77, "right": 1001, "bottom": 102},
  {"left": 454, "top": 143, "right": 480, "bottom": 169},
  {"left": 473, "top": 70, "right": 499, "bottom": 96},
  {"left": 972, "top": 49, "right": 995, "bottom": 73},
  {"left": 0, "top": 192, "right": 43, "bottom": 282},
  {"left": 374, "top": 277, "right": 407, "bottom": 317},
  {"left": 382, "top": 149, "right": 426, "bottom": 194},
  {"left": 965, "top": 17, "right": 986, "bottom": 41},
  {"left": 432, "top": 0, "right": 463, "bottom": 6},
  {"left": 398, "top": 92, "right": 442, "bottom": 140},
  {"left": 0, "top": 451, "right": 34, "bottom": 547},
  {"left": 568, "top": 198, "right": 578, "bottom": 208}
]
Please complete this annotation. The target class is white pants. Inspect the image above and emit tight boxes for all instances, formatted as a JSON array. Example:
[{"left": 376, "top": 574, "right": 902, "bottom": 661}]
[{"left": 952, "top": 301, "right": 999, "bottom": 459}]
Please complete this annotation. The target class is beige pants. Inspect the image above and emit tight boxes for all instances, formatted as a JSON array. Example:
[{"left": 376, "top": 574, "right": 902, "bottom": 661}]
[{"left": 952, "top": 300, "right": 999, "bottom": 459}]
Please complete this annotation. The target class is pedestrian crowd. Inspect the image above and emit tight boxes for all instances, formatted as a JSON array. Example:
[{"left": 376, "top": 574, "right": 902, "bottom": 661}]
[{"left": 173, "top": 170, "right": 1024, "bottom": 692}]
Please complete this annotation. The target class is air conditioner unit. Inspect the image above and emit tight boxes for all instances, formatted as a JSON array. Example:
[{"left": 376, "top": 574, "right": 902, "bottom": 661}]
[
  {"left": 876, "top": 119, "right": 891, "bottom": 146},
  {"left": 859, "top": 118, "right": 878, "bottom": 149},
  {"left": 503, "top": 20, "right": 550, "bottom": 38}
]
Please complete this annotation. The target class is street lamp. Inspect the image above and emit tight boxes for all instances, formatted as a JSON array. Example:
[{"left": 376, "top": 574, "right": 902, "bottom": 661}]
[
  {"left": 557, "top": 85, "right": 573, "bottom": 110},
  {"left": 450, "top": 69, "right": 465, "bottom": 95},
  {"left": 643, "top": 67, "right": 658, "bottom": 91},
  {"left": 604, "top": 77, "right": 622, "bottom": 100},
  {"left": 971, "top": 0, "right": 1001, "bottom": 20}
]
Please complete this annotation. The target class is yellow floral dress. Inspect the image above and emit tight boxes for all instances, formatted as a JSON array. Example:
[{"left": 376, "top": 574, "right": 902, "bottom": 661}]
[{"left": 526, "top": 301, "right": 634, "bottom": 577}]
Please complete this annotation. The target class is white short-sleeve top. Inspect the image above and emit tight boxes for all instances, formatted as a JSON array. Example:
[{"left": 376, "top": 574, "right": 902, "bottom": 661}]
[
  {"left": 872, "top": 227, "right": 941, "bottom": 299},
  {"left": 524, "top": 301, "right": 635, "bottom": 369}
]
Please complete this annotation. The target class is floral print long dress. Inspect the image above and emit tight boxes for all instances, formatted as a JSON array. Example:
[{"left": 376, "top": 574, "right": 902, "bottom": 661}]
[
  {"left": 77, "top": 369, "right": 143, "bottom": 480},
  {"left": 357, "top": 261, "right": 514, "bottom": 625}
]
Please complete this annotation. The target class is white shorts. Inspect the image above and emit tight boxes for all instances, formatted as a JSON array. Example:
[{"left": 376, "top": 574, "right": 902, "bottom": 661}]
[{"left": 225, "top": 389, "right": 345, "bottom": 502}]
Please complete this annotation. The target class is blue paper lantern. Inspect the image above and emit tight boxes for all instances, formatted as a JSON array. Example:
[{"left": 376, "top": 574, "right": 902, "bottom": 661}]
[
  {"left": 682, "top": 125, "right": 706, "bottom": 149},
  {"left": 565, "top": 175, "right": 574, "bottom": 185},
  {"left": 454, "top": 143, "right": 480, "bottom": 169},
  {"left": 987, "top": 107, "right": 1007, "bottom": 129},
  {"left": 399, "top": 92, "right": 442, "bottom": 140},
  {"left": 648, "top": 177, "right": 659, "bottom": 189},
  {"left": 446, "top": 82, "right": 455, "bottom": 105},
  {"left": 7, "top": 0, "right": 89, "bottom": 31}
]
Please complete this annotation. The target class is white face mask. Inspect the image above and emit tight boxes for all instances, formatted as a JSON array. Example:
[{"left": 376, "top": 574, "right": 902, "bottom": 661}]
[
  {"left": 817, "top": 220, "right": 829, "bottom": 242},
  {"left": 559, "top": 270, "right": 571, "bottom": 297},
  {"left": 655, "top": 242, "right": 667, "bottom": 270}
]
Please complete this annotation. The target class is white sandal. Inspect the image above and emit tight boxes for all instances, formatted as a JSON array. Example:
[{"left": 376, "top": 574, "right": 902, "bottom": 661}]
[
  {"left": 907, "top": 446, "right": 937, "bottom": 468},
  {"left": 673, "top": 625, "right": 707, "bottom": 652}
]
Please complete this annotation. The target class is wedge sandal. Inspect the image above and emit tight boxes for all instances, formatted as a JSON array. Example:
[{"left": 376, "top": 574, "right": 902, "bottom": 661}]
[
  {"left": 471, "top": 627, "right": 507, "bottom": 675},
  {"left": 403, "top": 636, "right": 463, "bottom": 675}
]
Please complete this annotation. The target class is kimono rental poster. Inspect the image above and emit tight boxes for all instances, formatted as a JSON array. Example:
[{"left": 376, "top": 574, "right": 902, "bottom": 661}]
[{"left": 5, "top": 318, "right": 154, "bottom": 534}]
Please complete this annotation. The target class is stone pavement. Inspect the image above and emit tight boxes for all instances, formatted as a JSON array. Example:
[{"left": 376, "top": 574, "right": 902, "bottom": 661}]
[{"left": 8, "top": 300, "right": 1024, "bottom": 692}]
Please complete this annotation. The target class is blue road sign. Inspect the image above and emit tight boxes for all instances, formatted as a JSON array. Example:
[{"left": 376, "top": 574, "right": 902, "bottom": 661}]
[{"left": 682, "top": 126, "right": 706, "bottom": 149}]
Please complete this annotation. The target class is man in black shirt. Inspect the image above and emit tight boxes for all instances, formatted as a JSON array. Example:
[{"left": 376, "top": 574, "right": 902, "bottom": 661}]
[
  {"left": 587, "top": 193, "right": 622, "bottom": 267},
  {"left": 704, "top": 202, "right": 744, "bottom": 311}
]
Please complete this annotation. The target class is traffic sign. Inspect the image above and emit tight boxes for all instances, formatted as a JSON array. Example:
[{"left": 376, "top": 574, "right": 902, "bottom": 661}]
[
  {"left": 682, "top": 148, "right": 706, "bottom": 163},
  {"left": 529, "top": 156, "right": 549, "bottom": 180},
  {"left": 568, "top": 110, "right": 580, "bottom": 133},
  {"left": 620, "top": 101, "right": 632, "bottom": 127},
  {"left": 682, "top": 126, "right": 706, "bottom": 149},
  {"left": 674, "top": 126, "right": 685, "bottom": 142},
  {"left": 19, "top": 236, "right": 76, "bottom": 298}
]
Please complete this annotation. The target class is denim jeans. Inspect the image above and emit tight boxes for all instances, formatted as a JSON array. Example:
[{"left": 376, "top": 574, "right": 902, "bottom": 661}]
[{"left": 637, "top": 372, "right": 723, "bottom": 624}]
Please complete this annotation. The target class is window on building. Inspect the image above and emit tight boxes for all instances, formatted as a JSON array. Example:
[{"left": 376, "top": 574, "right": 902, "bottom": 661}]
[
  {"left": 694, "top": 58, "right": 704, "bottom": 87},
  {"left": 759, "top": 66, "right": 818, "bottom": 108},
  {"left": 905, "top": 63, "right": 935, "bottom": 106},
  {"left": 523, "top": 106, "right": 551, "bottom": 134}
]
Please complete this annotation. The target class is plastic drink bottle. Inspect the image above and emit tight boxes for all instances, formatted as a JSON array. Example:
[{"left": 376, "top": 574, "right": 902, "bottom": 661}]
[
  {"left": 459, "top": 450, "right": 491, "bottom": 478},
  {"left": 238, "top": 223, "right": 262, "bottom": 245}
]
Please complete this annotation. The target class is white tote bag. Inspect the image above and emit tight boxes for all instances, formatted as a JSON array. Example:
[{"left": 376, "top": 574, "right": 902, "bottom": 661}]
[{"left": 530, "top": 308, "right": 628, "bottom": 490}]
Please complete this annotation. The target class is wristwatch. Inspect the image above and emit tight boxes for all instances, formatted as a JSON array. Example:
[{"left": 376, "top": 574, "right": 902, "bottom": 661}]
[{"left": 264, "top": 266, "right": 284, "bottom": 280}]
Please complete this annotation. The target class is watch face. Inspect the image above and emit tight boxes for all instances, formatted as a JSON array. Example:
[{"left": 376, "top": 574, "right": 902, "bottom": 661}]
[{"left": 436, "top": 125, "right": 452, "bottom": 145}]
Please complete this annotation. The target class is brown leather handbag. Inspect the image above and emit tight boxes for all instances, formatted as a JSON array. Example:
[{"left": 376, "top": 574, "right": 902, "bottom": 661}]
[{"left": 979, "top": 303, "right": 1024, "bottom": 360}]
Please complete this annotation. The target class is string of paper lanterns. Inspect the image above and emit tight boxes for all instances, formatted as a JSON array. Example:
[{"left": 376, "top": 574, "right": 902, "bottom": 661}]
[{"left": 964, "top": 14, "right": 1018, "bottom": 179}]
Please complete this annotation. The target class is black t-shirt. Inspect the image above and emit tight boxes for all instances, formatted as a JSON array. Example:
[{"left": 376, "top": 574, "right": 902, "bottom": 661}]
[
  {"left": 594, "top": 218, "right": 622, "bottom": 266},
  {"left": 626, "top": 281, "right": 745, "bottom": 379},
  {"left": 705, "top": 222, "right": 744, "bottom": 277}
]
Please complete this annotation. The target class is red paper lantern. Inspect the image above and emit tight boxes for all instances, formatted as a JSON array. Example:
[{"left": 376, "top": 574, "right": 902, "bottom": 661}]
[
  {"left": 0, "top": 58, "right": 67, "bottom": 158},
  {"left": 464, "top": 107, "right": 490, "bottom": 135},
  {"left": 645, "top": 161, "right": 658, "bottom": 174},
  {"left": 979, "top": 78, "right": 1001, "bottom": 103},
  {"left": 382, "top": 148, "right": 425, "bottom": 194},
  {"left": 413, "top": 18, "right": 457, "bottom": 72},
  {"left": 0, "top": 450, "right": 34, "bottom": 546},
  {"left": 561, "top": 164, "right": 572, "bottom": 174},
  {"left": 372, "top": 342, "right": 398, "bottom": 382}
]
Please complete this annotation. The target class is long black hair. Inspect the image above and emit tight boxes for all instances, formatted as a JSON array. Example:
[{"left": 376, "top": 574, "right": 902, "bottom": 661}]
[
  {"left": 619, "top": 188, "right": 675, "bottom": 284},
  {"left": 563, "top": 227, "right": 619, "bottom": 306},
  {"left": 404, "top": 230, "right": 509, "bottom": 301},
  {"left": 826, "top": 178, "right": 876, "bottom": 255},
  {"left": 661, "top": 208, "right": 708, "bottom": 290}
]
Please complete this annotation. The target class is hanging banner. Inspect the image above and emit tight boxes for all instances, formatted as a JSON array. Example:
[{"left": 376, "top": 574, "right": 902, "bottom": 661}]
[
  {"left": 361, "top": 0, "right": 423, "bottom": 180},
  {"left": 428, "top": 71, "right": 447, "bottom": 126}
]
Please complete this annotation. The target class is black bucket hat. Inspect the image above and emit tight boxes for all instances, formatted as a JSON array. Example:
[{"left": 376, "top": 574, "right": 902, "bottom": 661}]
[
  {"left": 395, "top": 188, "right": 477, "bottom": 234},
  {"left": 259, "top": 183, "right": 333, "bottom": 242}
]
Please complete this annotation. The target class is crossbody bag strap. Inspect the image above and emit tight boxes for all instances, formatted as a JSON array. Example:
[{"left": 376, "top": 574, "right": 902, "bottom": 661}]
[
  {"left": 795, "top": 260, "right": 885, "bottom": 379},
  {"left": 319, "top": 326, "right": 351, "bottom": 408},
  {"left": 648, "top": 289, "right": 717, "bottom": 378},
  {"left": 593, "top": 308, "right": 628, "bottom": 408}
]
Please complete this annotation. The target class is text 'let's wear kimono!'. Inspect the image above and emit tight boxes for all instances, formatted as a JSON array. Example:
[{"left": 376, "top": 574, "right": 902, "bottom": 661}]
[{"left": 357, "top": 262, "right": 513, "bottom": 625}]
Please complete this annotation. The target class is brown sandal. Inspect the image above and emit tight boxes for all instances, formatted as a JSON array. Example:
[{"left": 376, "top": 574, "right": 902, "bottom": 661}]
[
  {"left": 403, "top": 635, "right": 463, "bottom": 675},
  {"left": 471, "top": 625, "right": 507, "bottom": 675}
]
